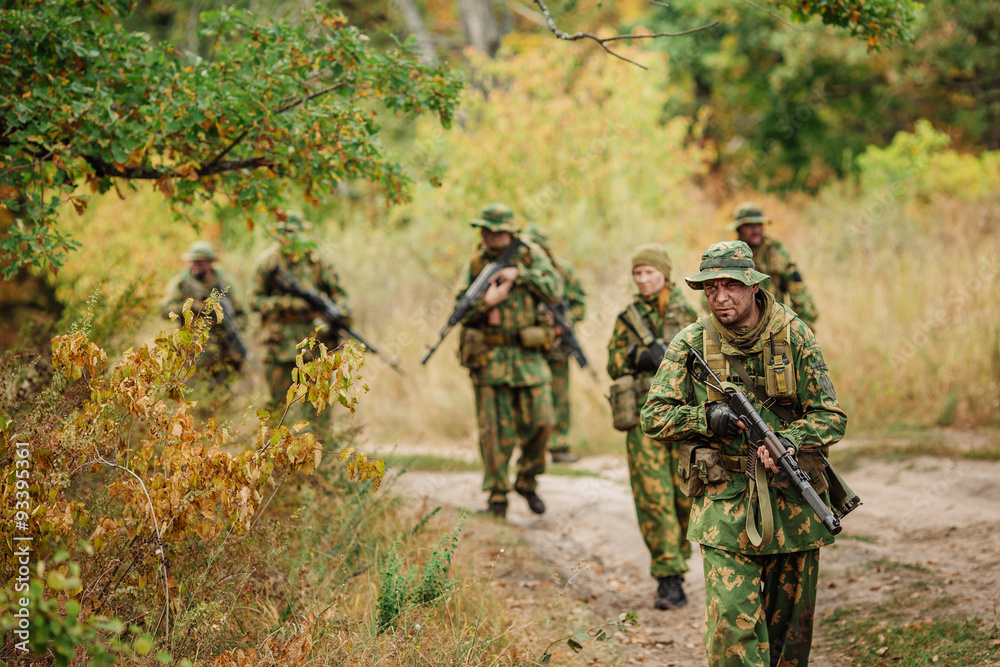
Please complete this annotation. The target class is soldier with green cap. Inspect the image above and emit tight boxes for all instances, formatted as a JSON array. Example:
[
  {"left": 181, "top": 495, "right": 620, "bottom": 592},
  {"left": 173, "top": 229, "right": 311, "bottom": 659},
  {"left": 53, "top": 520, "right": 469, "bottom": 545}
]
[
  {"left": 606, "top": 243, "right": 698, "bottom": 610},
  {"left": 524, "top": 224, "right": 587, "bottom": 464},
  {"left": 456, "top": 203, "right": 563, "bottom": 518},
  {"left": 731, "top": 202, "right": 818, "bottom": 327},
  {"left": 251, "top": 211, "right": 352, "bottom": 427},
  {"left": 640, "top": 240, "right": 847, "bottom": 667},
  {"left": 162, "top": 240, "right": 247, "bottom": 381}
]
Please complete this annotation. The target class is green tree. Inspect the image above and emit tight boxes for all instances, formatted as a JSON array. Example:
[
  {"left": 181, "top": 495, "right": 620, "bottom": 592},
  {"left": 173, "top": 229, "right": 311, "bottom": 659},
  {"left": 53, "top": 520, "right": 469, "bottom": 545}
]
[{"left": 0, "top": 0, "right": 461, "bottom": 277}]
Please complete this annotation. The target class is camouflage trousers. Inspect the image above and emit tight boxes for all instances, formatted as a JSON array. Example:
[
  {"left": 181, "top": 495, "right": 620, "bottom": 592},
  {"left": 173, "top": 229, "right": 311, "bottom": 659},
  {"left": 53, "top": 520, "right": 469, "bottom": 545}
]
[
  {"left": 702, "top": 547, "right": 820, "bottom": 667},
  {"left": 473, "top": 383, "right": 553, "bottom": 505},
  {"left": 547, "top": 358, "right": 571, "bottom": 452},
  {"left": 625, "top": 428, "right": 692, "bottom": 578},
  {"left": 264, "top": 357, "right": 332, "bottom": 434}
]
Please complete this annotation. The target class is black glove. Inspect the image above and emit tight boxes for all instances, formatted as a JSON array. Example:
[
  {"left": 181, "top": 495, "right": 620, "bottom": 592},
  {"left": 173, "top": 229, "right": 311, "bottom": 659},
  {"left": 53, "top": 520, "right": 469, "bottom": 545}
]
[
  {"left": 627, "top": 342, "right": 666, "bottom": 373},
  {"left": 775, "top": 435, "right": 796, "bottom": 456},
  {"left": 706, "top": 402, "right": 743, "bottom": 440}
]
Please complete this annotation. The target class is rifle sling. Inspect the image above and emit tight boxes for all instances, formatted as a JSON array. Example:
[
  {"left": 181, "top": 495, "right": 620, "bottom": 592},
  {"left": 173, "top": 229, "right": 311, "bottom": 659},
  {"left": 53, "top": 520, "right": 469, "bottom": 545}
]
[
  {"left": 621, "top": 304, "right": 657, "bottom": 347},
  {"left": 703, "top": 319, "right": 797, "bottom": 425}
]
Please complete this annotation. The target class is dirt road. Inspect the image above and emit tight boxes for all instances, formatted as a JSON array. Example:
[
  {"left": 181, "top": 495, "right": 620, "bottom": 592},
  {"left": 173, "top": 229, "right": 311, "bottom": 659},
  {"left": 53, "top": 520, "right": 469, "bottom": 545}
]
[{"left": 385, "top": 441, "right": 1000, "bottom": 666}]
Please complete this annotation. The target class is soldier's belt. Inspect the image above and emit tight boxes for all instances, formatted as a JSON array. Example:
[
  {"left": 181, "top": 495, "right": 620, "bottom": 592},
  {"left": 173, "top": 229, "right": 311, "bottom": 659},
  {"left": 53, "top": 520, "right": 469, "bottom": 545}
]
[
  {"left": 721, "top": 454, "right": 747, "bottom": 473},
  {"left": 483, "top": 330, "right": 522, "bottom": 346}
]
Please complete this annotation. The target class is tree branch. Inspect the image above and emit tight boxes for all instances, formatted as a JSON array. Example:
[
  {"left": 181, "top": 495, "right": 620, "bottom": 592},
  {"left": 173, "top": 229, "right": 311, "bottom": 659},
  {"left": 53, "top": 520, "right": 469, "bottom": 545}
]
[{"left": 532, "top": 0, "right": 720, "bottom": 69}]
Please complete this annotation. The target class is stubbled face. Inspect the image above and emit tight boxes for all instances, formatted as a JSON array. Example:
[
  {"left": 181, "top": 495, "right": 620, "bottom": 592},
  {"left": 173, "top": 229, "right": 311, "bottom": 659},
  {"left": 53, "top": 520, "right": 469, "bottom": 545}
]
[
  {"left": 736, "top": 223, "right": 765, "bottom": 249},
  {"left": 632, "top": 265, "right": 666, "bottom": 297},
  {"left": 703, "top": 278, "right": 759, "bottom": 328},
  {"left": 481, "top": 228, "right": 513, "bottom": 251},
  {"left": 190, "top": 258, "right": 213, "bottom": 281}
]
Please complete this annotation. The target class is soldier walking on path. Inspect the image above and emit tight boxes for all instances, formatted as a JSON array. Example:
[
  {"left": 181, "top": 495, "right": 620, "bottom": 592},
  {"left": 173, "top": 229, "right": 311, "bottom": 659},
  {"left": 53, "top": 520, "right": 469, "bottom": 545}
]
[
  {"left": 640, "top": 240, "right": 847, "bottom": 666},
  {"left": 455, "top": 204, "right": 563, "bottom": 518},
  {"left": 606, "top": 244, "right": 698, "bottom": 610},
  {"left": 525, "top": 225, "right": 586, "bottom": 464},
  {"left": 161, "top": 240, "right": 247, "bottom": 384},
  {"left": 251, "top": 212, "right": 352, "bottom": 428},
  {"left": 731, "top": 202, "right": 819, "bottom": 327}
]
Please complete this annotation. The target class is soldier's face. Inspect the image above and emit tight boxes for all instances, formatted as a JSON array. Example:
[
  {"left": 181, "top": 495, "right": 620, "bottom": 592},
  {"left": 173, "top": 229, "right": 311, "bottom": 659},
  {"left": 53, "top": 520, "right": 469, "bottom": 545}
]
[
  {"left": 481, "top": 229, "right": 513, "bottom": 251},
  {"left": 632, "top": 265, "right": 666, "bottom": 296},
  {"left": 704, "top": 278, "right": 759, "bottom": 328},
  {"left": 736, "top": 223, "right": 764, "bottom": 248},
  {"left": 190, "top": 259, "right": 213, "bottom": 281}
]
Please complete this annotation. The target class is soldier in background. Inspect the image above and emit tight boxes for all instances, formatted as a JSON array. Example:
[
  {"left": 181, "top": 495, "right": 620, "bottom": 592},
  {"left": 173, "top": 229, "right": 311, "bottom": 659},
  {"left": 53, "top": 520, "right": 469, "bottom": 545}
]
[
  {"left": 456, "top": 203, "right": 563, "bottom": 518},
  {"left": 731, "top": 202, "right": 818, "bottom": 327},
  {"left": 606, "top": 244, "right": 698, "bottom": 610},
  {"left": 162, "top": 240, "right": 247, "bottom": 383},
  {"left": 251, "top": 212, "right": 351, "bottom": 425},
  {"left": 524, "top": 224, "right": 586, "bottom": 464}
]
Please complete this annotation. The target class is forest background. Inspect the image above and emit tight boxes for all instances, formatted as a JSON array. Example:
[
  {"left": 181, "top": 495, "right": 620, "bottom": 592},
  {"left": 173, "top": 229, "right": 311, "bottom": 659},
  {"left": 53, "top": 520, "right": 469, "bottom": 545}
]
[{"left": 2, "top": 0, "right": 1000, "bottom": 665}]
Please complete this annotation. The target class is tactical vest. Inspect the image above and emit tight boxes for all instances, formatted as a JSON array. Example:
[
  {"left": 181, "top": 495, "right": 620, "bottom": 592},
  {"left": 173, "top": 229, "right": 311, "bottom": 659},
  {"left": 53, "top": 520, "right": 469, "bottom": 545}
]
[{"left": 702, "top": 319, "right": 797, "bottom": 404}]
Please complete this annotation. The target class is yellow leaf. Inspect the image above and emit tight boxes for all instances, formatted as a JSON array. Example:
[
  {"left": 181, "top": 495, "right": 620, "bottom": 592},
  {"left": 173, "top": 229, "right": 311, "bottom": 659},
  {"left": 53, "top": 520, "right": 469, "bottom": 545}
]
[{"left": 292, "top": 420, "right": 308, "bottom": 433}]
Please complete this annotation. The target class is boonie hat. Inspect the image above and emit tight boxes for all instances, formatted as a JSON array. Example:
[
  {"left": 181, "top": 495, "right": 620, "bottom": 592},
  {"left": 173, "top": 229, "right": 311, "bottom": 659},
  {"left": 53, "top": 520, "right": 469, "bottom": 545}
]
[
  {"left": 729, "top": 201, "right": 771, "bottom": 231},
  {"left": 684, "top": 241, "right": 770, "bottom": 290},
  {"left": 470, "top": 203, "right": 519, "bottom": 233},
  {"left": 182, "top": 240, "right": 216, "bottom": 262}
]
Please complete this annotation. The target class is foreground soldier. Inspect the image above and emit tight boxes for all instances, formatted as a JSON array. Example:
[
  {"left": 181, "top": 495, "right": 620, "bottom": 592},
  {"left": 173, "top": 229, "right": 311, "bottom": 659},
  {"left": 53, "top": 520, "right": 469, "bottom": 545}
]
[
  {"left": 525, "top": 225, "right": 587, "bottom": 464},
  {"left": 640, "top": 241, "right": 846, "bottom": 666},
  {"left": 731, "top": 202, "right": 818, "bottom": 327},
  {"left": 606, "top": 244, "right": 697, "bottom": 610},
  {"left": 251, "top": 212, "right": 351, "bottom": 425},
  {"left": 161, "top": 240, "right": 247, "bottom": 382},
  {"left": 456, "top": 204, "right": 562, "bottom": 518}
]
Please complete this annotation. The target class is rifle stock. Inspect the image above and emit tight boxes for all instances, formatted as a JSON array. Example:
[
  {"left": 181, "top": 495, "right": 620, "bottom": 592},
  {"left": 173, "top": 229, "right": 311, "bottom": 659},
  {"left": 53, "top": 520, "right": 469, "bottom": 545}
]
[{"left": 421, "top": 238, "right": 524, "bottom": 365}]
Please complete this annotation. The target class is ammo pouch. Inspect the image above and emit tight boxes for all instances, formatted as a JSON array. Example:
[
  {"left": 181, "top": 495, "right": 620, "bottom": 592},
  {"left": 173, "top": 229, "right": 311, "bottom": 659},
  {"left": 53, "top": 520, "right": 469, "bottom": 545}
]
[
  {"left": 771, "top": 449, "right": 830, "bottom": 501},
  {"left": 763, "top": 328, "right": 797, "bottom": 399},
  {"left": 678, "top": 443, "right": 729, "bottom": 498},
  {"left": 609, "top": 375, "right": 638, "bottom": 431},
  {"left": 519, "top": 325, "right": 553, "bottom": 350},
  {"left": 459, "top": 327, "right": 488, "bottom": 370},
  {"left": 608, "top": 374, "right": 654, "bottom": 432}
]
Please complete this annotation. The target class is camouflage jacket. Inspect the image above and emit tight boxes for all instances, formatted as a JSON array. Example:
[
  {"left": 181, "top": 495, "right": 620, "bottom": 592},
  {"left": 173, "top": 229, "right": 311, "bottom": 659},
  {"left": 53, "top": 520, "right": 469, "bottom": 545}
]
[
  {"left": 161, "top": 268, "right": 245, "bottom": 354},
  {"left": 639, "top": 300, "right": 847, "bottom": 555},
  {"left": 251, "top": 245, "right": 352, "bottom": 363},
  {"left": 754, "top": 236, "right": 818, "bottom": 326},
  {"left": 546, "top": 259, "right": 586, "bottom": 362},
  {"left": 458, "top": 239, "right": 563, "bottom": 387},
  {"left": 606, "top": 286, "right": 697, "bottom": 382}
]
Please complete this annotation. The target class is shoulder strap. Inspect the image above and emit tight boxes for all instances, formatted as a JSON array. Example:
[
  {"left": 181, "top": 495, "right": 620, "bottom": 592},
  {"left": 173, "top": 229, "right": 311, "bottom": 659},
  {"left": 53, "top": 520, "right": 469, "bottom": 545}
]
[
  {"left": 702, "top": 317, "right": 797, "bottom": 425},
  {"left": 622, "top": 304, "right": 657, "bottom": 346}
]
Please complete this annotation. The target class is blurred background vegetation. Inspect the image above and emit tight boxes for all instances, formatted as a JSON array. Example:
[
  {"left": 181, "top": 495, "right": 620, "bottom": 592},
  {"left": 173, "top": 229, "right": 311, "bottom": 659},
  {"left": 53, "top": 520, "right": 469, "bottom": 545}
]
[
  {"left": 3, "top": 1, "right": 1000, "bottom": 664},
  {"left": 16, "top": 0, "right": 994, "bottom": 449}
]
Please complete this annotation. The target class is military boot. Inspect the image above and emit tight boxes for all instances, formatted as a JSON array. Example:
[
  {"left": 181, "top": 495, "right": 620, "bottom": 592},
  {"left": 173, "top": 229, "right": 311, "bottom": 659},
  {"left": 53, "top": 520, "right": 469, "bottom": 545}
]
[
  {"left": 550, "top": 449, "right": 579, "bottom": 463},
  {"left": 654, "top": 575, "right": 688, "bottom": 610},
  {"left": 478, "top": 499, "right": 507, "bottom": 519},
  {"left": 515, "top": 488, "right": 546, "bottom": 515}
]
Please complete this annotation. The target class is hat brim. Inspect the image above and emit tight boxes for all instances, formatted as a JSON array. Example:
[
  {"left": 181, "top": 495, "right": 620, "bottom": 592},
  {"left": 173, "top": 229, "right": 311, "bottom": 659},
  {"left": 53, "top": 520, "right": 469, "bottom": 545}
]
[
  {"left": 470, "top": 219, "right": 518, "bottom": 233},
  {"left": 685, "top": 266, "right": 770, "bottom": 290},
  {"left": 729, "top": 216, "right": 770, "bottom": 231},
  {"left": 182, "top": 253, "right": 214, "bottom": 261}
]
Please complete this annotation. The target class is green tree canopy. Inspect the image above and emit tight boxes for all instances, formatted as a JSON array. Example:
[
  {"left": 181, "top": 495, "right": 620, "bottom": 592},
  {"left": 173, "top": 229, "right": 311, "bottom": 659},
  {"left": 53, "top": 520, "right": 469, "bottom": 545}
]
[{"left": 0, "top": 0, "right": 461, "bottom": 277}]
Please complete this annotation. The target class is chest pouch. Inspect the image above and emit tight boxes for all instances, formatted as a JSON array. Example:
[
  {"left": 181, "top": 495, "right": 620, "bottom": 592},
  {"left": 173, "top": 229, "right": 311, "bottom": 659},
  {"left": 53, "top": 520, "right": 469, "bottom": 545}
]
[
  {"left": 763, "top": 327, "right": 796, "bottom": 399},
  {"left": 678, "top": 443, "right": 728, "bottom": 498}
]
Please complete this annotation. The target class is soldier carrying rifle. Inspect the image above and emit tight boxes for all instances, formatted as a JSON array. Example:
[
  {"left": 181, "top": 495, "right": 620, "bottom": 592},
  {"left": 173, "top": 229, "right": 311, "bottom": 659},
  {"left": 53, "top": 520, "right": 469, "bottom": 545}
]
[{"left": 162, "top": 240, "right": 250, "bottom": 385}]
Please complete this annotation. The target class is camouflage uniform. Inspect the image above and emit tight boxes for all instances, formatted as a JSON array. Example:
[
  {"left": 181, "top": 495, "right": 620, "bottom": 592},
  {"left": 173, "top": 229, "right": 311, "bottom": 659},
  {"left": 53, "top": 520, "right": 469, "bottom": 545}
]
[
  {"left": 458, "top": 204, "right": 563, "bottom": 514},
  {"left": 608, "top": 285, "right": 697, "bottom": 579},
  {"left": 161, "top": 240, "right": 245, "bottom": 381},
  {"left": 251, "top": 219, "right": 351, "bottom": 425},
  {"left": 640, "top": 241, "right": 847, "bottom": 666},
  {"left": 526, "top": 225, "right": 586, "bottom": 461},
  {"left": 732, "top": 202, "right": 819, "bottom": 327}
]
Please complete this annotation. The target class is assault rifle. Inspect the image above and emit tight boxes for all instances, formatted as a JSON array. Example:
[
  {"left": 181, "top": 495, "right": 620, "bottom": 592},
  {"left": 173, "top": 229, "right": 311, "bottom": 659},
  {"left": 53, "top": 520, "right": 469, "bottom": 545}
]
[
  {"left": 544, "top": 301, "right": 599, "bottom": 382},
  {"left": 421, "top": 238, "right": 525, "bottom": 365},
  {"left": 686, "top": 345, "right": 842, "bottom": 536},
  {"left": 217, "top": 292, "right": 258, "bottom": 371},
  {"left": 270, "top": 268, "right": 405, "bottom": 376}
]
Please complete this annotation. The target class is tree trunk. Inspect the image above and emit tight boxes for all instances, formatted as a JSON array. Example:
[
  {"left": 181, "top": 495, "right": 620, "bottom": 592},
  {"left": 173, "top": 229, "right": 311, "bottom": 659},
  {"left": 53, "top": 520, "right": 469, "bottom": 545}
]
[
  {"left": 393, "top": 0, "right": 438, "bottom": 65},
  {"left": 458, "top": 0, "right": 500, "bottom": 57}
]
